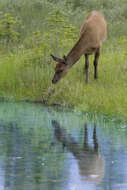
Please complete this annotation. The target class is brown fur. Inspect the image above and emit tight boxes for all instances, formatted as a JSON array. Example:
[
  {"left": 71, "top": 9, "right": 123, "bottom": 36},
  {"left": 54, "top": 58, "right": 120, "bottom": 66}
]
[{"left": 51, "top": 11, "right": 107, "bottom": 84}]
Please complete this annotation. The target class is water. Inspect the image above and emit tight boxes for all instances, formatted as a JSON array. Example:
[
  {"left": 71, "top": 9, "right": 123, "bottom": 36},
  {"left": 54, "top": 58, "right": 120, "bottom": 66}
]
[{"left": 0, "top": 102, "right": 127, "bottom": 190}]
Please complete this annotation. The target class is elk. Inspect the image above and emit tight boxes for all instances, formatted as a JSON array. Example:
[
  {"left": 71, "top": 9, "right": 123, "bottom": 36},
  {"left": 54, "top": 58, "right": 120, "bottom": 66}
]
[
  {"left": 51, "top": 11, "right": 107, "bottom": 83},
  {"left": 52, "top": 120, "right": 105, "bottom": 184}
]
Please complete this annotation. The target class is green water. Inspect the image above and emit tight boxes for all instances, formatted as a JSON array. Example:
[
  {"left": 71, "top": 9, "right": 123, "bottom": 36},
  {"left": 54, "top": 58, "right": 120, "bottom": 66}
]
[{"left": 0, "top": 102, "right": 127, "bottom": 190}]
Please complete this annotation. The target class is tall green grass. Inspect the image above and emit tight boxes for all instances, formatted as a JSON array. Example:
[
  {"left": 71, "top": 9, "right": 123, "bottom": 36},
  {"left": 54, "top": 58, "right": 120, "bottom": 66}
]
[{"left": 0, "top": 40, "right": 127, "bottom": 121}]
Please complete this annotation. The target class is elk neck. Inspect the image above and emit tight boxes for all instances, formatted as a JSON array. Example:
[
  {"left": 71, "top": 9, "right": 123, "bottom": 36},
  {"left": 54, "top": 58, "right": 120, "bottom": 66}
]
[{"left": 66, "top": 33, "right": 88, "bottom": 68}]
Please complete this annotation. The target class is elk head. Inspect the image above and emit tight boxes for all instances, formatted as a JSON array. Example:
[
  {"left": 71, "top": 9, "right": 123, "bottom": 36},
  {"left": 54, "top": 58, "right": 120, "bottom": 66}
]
[{"left": 51, "top": 54, "right": 68, "bottom": 84}]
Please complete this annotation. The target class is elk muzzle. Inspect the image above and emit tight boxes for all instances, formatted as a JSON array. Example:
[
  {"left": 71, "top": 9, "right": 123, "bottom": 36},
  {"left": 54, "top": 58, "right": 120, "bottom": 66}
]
[
  {"left": 52, "top": 74, "right": 60, "bottom": 84},
  {"left": 52, "top": 78, "right": 58, "bottom": 84}
]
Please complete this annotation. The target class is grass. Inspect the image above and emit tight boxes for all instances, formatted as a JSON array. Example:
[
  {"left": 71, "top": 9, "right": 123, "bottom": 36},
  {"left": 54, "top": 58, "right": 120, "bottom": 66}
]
[{"left": 0, "top": 40, "right": 127, "bottom": 122}]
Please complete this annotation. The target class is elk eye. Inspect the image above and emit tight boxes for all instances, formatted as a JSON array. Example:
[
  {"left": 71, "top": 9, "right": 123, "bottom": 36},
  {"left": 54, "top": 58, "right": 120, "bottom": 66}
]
[{"left": 57, "top": 70, "right": 63, "bottom": 74}]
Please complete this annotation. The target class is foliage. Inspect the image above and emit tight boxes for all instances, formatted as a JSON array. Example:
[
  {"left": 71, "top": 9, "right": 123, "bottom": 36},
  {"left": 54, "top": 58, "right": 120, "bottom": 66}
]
[
  {"left": 0, "top": 13, "right": 19, "bottom": 46},
  {"left": 45, "top": 8, "right": 78, "bottom": 55}
]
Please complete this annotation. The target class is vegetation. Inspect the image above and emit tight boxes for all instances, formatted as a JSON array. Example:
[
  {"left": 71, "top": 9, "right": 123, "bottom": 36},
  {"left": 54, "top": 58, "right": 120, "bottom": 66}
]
[{"left": 0, "top": 0, "right": 127, "bottom": 121}]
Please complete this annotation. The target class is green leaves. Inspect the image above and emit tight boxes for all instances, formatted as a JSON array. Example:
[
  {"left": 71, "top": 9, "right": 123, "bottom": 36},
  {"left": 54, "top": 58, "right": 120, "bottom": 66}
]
[{"left": 0, "top": 13, "right": 20, "bottom": 46}]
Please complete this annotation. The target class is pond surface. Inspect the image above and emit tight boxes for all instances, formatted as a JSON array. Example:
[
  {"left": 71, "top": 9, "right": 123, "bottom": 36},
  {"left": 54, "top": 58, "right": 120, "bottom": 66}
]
[{"left": 0, "top": 102, "right": 127, "bottom": 190}]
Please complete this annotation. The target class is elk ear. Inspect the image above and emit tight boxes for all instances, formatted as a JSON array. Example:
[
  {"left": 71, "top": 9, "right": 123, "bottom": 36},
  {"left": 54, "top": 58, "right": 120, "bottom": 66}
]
[
  {"left": 63, "top": 55, "right": 67, "bottom": 61},
  {"left": 50, "top": 54, "right": 63, "bottom": 63}
]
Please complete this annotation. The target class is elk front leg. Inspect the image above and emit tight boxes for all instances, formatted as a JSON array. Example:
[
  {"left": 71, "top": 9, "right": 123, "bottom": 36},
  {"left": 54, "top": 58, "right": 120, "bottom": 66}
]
[
  {"left": 84, "top": 54, "right": 89, "bottom": 83},
  {"left": 93, "top": 48, "right": 100, "bottom": 79}
]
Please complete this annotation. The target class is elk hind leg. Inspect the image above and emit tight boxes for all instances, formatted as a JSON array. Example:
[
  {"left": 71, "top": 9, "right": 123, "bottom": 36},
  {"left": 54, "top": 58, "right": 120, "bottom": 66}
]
[
  {"left": 84, "top": 54, "right": 89, "bottom": 83},
  {"left": 93, "top": 48, "right": 100, "bottom": 79}
]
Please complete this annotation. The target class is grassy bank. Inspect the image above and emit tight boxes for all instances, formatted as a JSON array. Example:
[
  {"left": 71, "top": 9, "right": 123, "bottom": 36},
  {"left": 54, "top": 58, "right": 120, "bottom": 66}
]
[
  {"left": 0, "top": 0, "right": 127, "bottom": 121},
  {"left": 0, "top": 39, "right": 127, "bottom": 122}
]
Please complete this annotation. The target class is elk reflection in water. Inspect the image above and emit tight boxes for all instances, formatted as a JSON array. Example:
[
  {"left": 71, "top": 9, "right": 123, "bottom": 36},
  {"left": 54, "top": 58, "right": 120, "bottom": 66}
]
[{"left": 52, "top": 120, "right": 105, "bottom": 185}]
